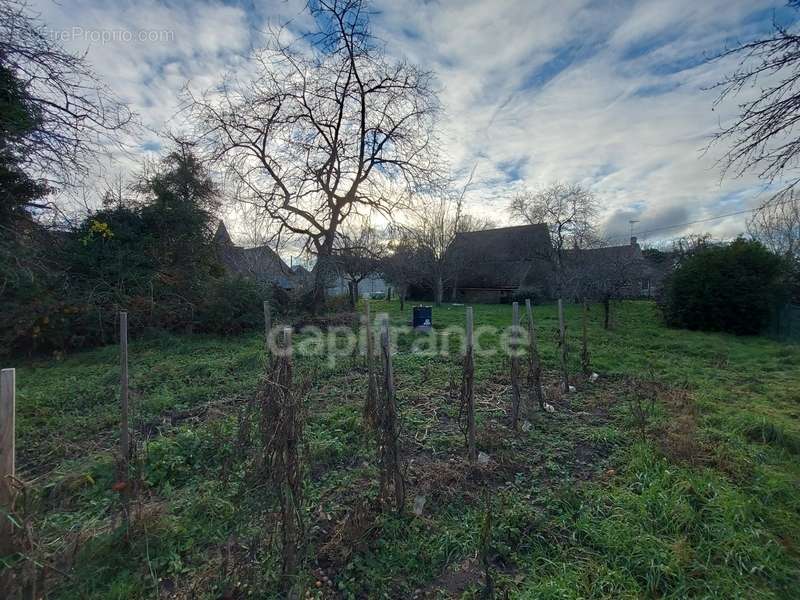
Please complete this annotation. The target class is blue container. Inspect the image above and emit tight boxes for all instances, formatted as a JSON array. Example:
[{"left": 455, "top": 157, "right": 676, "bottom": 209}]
[{"left": 413, "top": 305, "right": 432, "bottom": 330}]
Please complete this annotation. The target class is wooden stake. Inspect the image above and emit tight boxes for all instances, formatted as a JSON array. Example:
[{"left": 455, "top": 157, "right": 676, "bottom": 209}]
[
  {"left": 283, "top": 326, "right": 293, "bottom": 357},
  {"left": 119, "top": 312, "right": 129, "bottom": 479},
  {"left": 276, "top": 325, "right": 302, "bottom": 593},
  {"left": 1, "top": 368, "right": 15, "bottom": 554},
  {"left": 581, "top": 300, "right": 590, "bottom": 375},
  {"left": 510, "top": 302, "right": 521, "bottom": 430},
  {"left": 364, "top": 302, "right": 378, "bottom": 428},
  {"left": 558, "top": 299, "right": 568, "bottom": 393},
  {"left": 465, "top": 307, "right": 477, "bottom": 462},
  {"left": 263, "top": 300, "right": 272, "bottom": 354},
  {"left": 379, "top": 315, "right": 404, "bottom": 512},
  {"left": 466, "top": 306, "right": 474, "bottom": 349},
  {"left": 525, "top": 300, "right": 545, "bottom": 412},
  {"left": 380, "top": 316, "right": 395, "bottom": 412}
]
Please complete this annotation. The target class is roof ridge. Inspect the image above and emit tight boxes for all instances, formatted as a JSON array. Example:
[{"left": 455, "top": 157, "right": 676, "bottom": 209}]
[{"left": 455, "top": 222, "right": 548, "bottom": 235}]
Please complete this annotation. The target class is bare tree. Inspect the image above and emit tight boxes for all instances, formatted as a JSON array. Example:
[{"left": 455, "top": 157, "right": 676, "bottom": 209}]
[
  {"left": 748, "top": 191, "right": 800, "bottom": 259},
  {"left": 566, "top": 240, "right": 644, "bottom": 330},
  {"left": 332, "top": 218, "right": 382, "bottom": 308},
  {"left": 398, "top": 189, "right": 493, "bottom": 306},
  {"left": 509, "top": 182, "right": 598, "bottom": 294},
  {"left": 0, "top": 0, "right": 133, "bottom": 197},
  {"left": 186, "top": 0, "right": 441, "bottom": 311},
  {"left": 381, "top": 233, "right": 416, "bottom": 310},
  {"left": 711, "top": 5, "right": 800, "bottom": 194},
  {"left": 397, "top": 195, "right": 459, "bottom": 306}
]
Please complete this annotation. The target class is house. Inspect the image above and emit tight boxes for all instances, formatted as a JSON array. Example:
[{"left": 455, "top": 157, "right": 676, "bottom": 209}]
[
  {"left": 449, "top": 224, "right": 555, "bottom": 303},
  {"left": 562, "top": 237, "right": 654, "bottom": 299},
  {"left": 214, "top": 221, "right": 297, "bottom": 289},
  {"left": 450, "top": 225, "right": 659, "bottom": 303}
]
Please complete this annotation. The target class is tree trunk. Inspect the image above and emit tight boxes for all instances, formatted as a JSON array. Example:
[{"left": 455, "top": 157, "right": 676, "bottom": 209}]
[
  {"left": 435, "top": 276, "right": 443, "bottom": 307},
  {"left": 348, "top": 280, "right": 359, "bottom": 308},
  {"left": 603, "top": 295, "right": 610, "bottom": 330},
  {"left": 400, "top": 286, "right": 406, "bottom": 312},
  {"left": 312, "top": 263, "right": 328, "bottom": 314},
  {"left": 450, "top": 274, "right": 458, "bottom": 302},
  {"left": 312, "top": 239, "right": 335, "bottom": 314}
]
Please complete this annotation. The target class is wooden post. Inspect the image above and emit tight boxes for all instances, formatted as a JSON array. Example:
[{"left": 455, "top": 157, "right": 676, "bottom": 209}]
[
  {"left": 581, "top": 300, "right": 590, "bottom": 375},
  {"left": 380, "top": 315, "right": 404, "bottom": 513},
  {"left": 364, "top": 301, "right": 378, "bottom": 428},
  {"left": 283, "top": 327, "right": 293, "bottom": 358},
  {"left": 510, "top": 302, "right": 521, "bottom": 430},
  {"left": 558, "top": 299, "right": 569, "bottom": 393},
  {"left": 277, "top": 325, "right": 301, "bottom": 592},
  {"left": 1, "top": 368, "right": 15, "bottom": 554},
  {"left": 465, "top": 307, "right": 477, "bottom": 462},
  {"left": 380, "top": 316, "right": 394, "bottom": 413},
  {"left": 365, "top": 301, "right": 373, "bottom": 364},
  {"left": 119, "top": 312, "right": 130, "bottom": 481},
  {"left": 263, "top": 300, "right": 272, "bottom": 354},
  {"left": 525, "top": 300, "right": 545, "bottom": 411},
  {"left": 466, "top": 306, "right": 474, "bottom": 353}
]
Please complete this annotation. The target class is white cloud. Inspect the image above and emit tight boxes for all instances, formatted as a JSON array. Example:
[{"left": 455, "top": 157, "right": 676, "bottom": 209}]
[
  {"left": 371, "top": 0, "right": 790, "bottom": 244},
  {"left": 29, "top": 0, "right": 795, "bottom": 244}
]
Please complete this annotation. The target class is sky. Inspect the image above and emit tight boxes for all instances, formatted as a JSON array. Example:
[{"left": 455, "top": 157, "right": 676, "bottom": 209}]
[{"left": 27, "top": 0, "right": 799, "bottom": 247}]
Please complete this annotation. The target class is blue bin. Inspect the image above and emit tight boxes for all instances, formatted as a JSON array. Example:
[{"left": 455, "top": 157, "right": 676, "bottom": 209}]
[{"left": 413, "top": 305, "right": 432, "bottom": 330}]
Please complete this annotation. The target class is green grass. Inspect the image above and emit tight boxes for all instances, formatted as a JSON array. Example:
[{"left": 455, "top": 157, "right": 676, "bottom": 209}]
[{"left": 3, "top": 300, "right": 800, "bottom": 598}]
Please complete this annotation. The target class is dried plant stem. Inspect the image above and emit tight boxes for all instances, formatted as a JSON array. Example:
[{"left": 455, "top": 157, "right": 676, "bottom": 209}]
[
  {"left": 525, "top": 300, "right": 545, "bottom": 412},
  {"left": 259, "top": 328, "right": 306, "bottom": 595},
  {"left": 378, "top": 316, "right": 404, "bottom": 513}
]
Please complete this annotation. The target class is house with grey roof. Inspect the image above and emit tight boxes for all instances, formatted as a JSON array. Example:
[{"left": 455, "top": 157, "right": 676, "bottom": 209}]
[
  {"left": 214, "top": 221, "right": 297, "bottom": 289},
  {"left": 450, "top": 225, "right": 661, "bottom": 303},
  {"left": 562, "top": 237, "right": 656, "bottom": 300}
]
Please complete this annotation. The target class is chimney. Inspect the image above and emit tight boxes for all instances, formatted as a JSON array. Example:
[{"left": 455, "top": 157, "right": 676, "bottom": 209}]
[{"left": 630, "top": 236, "right": 638, "bottom": 246}]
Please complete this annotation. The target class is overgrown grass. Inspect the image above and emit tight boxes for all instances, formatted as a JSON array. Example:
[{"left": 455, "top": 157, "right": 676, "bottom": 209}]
[{"left": 3, "top": 300, "right": 799, "bottom": 598}]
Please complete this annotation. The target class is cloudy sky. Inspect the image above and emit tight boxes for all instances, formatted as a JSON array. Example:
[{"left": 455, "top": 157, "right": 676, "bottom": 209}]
[{"left": 29, "top": 0, "right": 798, "bottom": 246}]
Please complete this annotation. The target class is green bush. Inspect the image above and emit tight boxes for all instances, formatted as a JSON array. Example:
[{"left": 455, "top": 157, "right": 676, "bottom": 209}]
[
  {"left": 0, "top": 145, "right": 275, "bottom": 355},
  {"left": 196, "top": 275, "right": 270, "bottom": 335},
  {"left": 661, "top": 238, "right": 789, "bottom": 335}
]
